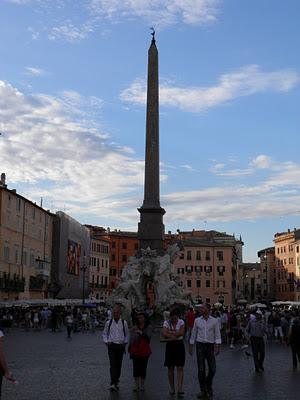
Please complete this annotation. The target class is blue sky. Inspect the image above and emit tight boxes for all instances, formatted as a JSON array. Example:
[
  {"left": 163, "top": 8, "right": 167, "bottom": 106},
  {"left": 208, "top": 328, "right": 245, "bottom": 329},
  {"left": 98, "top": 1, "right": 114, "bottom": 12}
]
[{"left": 0, "top": 0, "right": 300, "bottom": 262}]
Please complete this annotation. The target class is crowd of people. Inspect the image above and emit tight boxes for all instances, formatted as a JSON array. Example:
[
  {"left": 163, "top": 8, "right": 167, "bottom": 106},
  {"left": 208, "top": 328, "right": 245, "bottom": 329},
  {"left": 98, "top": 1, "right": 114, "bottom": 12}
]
[
  {"left": 0, "top": 306, "right": 108, "bottom": 334},
  {"left": 0, "top": 303, "right": 299, "bottom": 399},
  {"left": 102, "top": 304, "right": 300, "bottom": 399}
]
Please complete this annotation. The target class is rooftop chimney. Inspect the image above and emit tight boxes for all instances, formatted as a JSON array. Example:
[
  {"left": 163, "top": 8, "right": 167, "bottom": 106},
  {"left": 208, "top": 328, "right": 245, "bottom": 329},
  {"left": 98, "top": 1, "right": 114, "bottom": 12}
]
[{"left": 0, "top": 173, "right": 6, "bottom": 188}]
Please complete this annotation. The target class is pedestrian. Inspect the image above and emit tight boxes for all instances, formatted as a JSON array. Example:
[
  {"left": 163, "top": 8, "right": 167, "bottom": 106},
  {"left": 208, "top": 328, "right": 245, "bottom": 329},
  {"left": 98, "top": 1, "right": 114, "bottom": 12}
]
[
  {"left": 162, "top": 309, "right": 185, "bottom": 397},
  {"left": 185, "top": 307, "right": 195, "bottom": 341},
  {"left": 288, "top": 314, "right": 300, "bottom": 369},
  {"left": 129, "top": 311, "right": 152, "bottom": 392},
  {"left": 189, "top": 303, "right": 221, "bottom": 399},
  {"left": 246, "top": 309, "right": 267, "bottom": 372},
  {"left": 0, "top": 326, "right": 16, "bottom": 398},
  {"left": 102, "top": 305, "right": 129, "bottom": 392},
  {"left": 65, "top": 312, "right": 73, "bottom": 339}
]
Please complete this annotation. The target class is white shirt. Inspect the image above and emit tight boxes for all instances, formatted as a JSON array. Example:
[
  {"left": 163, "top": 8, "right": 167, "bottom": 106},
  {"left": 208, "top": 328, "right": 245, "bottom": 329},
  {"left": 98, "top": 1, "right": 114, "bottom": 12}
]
[
  {"left": 102, "top": 318, "right": 129, "bottom": 344},
  {"left": 163, "top": 319, "right": 185, "bottom": 340},
  {"left": 190, "top": 316, "right": 222, "bottom": 345}
]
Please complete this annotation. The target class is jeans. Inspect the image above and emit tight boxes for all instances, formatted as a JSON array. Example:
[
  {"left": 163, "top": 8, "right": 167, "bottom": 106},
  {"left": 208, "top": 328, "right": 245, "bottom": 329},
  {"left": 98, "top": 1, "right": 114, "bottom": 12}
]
[
  {"left": 250, "top": 337, "right": 265, "bottom": 370},
  {"left": 108, "top": 343, "right": 125, "bottom": 385},
  {"left": 196, "top": 342, "right": 216, "bottom": 393}
]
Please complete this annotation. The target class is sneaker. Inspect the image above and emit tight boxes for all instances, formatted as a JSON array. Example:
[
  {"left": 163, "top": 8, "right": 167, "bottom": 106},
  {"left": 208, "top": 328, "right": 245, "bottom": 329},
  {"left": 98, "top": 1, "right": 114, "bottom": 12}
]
[
  {"left": 241, "top": 344, "right": 248, "bottom": 349},
  {"left": 109, "top": 384, "right": 118, "bottom": 391}
]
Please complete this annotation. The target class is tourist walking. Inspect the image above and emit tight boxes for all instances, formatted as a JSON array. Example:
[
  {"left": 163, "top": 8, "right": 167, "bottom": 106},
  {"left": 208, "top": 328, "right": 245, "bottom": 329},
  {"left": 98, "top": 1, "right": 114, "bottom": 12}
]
[
  {"left": 246, "top": 309, "right": 267, "bottom": 372},
  {"left": 0, "top": 327, "right": 16, "bottom": 398},
  {"left": 129, "top": 311, "right": 152, "bottom": 392},
  {"left": 162, "top": 309, "right": 185, "bottom": 397},
  {"left": 189, "top": 303, "right": 221, "bottom": 399},
  {"left": 102, "top": 305, "right": 129, "bottom": 392},
  {"left": 185, "top": 307, "right": 195, "bottom": 341},
  {"left": 65, "top": 312, "right": 73, "bottom": 339},
  {"left": 289, "top": 314, "right": 300, "bottom": 369}
]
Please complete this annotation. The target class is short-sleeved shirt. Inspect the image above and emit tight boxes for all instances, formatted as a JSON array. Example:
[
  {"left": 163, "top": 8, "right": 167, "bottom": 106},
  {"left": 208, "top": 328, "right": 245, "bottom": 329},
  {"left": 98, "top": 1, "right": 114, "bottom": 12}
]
[{"left": 163, "top": 319, "right": 185, "bottom": 340}]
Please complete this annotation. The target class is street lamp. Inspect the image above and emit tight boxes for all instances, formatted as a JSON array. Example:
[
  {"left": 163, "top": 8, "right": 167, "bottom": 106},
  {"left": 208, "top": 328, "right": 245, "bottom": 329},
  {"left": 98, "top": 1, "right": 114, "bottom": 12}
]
[{"left": 80, "top": 253, "right": 87, "bottom": 306}]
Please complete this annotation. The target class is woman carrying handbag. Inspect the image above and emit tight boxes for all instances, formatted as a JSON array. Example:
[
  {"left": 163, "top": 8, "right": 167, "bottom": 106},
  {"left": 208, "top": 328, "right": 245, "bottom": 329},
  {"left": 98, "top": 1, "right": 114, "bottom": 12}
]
[{"left": 129, "top": 311, "right": 152, "bottom": 392}]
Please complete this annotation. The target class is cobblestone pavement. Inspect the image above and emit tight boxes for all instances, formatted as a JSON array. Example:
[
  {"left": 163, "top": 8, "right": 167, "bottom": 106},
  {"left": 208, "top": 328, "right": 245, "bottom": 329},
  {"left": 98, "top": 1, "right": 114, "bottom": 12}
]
[{"left": 2, "top": 328, "right": 300, "bottom": 400}]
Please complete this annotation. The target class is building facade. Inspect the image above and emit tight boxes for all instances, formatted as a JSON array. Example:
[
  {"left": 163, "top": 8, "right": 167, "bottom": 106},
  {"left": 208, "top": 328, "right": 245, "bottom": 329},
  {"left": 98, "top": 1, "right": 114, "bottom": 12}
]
[
  {"left": 172, "top": 230, "right": 243, "bottom": 306},
  {"left": 273, "top": 229, "right": 300, "bottom": 301},
  {"left": 89, "top": 236, "right": 110, "bottom": 302},
  {"left": 0, "top": 174, "right": 53, "bottom": 300},
  {"left": 51, "top": 212, "right": 90, "bottom": 299},
  {"left": 257, "top": 247, "right": 276, "bottom": 301},
  {"left": 238, "top": 263, "right": 261, "bottom": 303}
]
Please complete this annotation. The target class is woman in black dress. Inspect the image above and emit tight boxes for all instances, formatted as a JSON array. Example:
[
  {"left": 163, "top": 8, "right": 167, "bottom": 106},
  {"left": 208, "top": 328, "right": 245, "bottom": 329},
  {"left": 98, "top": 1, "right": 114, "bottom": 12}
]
[{"left": 162, "top": 309, "right": 185, "bottom": 396}]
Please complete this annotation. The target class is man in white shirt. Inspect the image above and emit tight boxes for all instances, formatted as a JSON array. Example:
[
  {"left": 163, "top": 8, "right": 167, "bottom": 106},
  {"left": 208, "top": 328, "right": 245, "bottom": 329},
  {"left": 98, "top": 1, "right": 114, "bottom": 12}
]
[
  {"left": 189, "top": 304, "right": 221, "bottom": 399},
  {"left": 102, "top": 305, "right": 129, "bottom": 391}
]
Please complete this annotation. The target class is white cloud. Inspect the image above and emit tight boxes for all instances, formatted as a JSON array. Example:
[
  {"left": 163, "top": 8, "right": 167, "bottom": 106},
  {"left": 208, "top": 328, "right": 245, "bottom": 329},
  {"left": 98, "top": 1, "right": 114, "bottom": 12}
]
[
  {"left": 0, "top": 80, "right": 145, "bottom": 214},
  {"left": 89, "top": 0, "right": 221, "bottom": 27},
  {"left": 9, "top": 0, "right": 222, "bottom": 43},
  {"left": 250, "top": 154, "right": 273, "bottom": 169},
  {"left": 48, "top": 21, "right": 94, "bottom": 43},
  {"left": 121, "top": 65, "right": 300, "bottom": 112},
  {"left": 24, "top": 67, "right": 46, "bottom": 77}
]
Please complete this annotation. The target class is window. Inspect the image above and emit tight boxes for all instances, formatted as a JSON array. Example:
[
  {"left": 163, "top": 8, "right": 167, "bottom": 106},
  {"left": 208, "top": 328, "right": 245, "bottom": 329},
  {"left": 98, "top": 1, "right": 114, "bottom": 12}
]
[
  {"left": 112, "top": 242, "right": 116, "bottom": 249},
  {"left": 180, "top": 253, "right": 184, "bottom": 259},
  {"left": 105, "top": 260, "right": 108, "bottom": 268},
  {"left": 196, "top": 250, "right": 201, "bottom": 260},
  {"left": 134, "top": 243, "right": 139, "bottom": 250},
  {"left": 187, "top": 250, "right": 192, "bottom": 260},
  {"left": 23, "top": 251, "right": 27, "bottom": 266},
  {"left": 15, "top": 249, "right": 18, "bottom": 264},
  {"left": 217, "top": 251, "right": 223, "bottom": 261},
  {"left": 122, "top": 242, "right": 127, "bottom": 250},
  {"left": 195, "top": 265, "right": 202, "bottom": 273},
  {"left": 297, "top": 246, "right": 299, "bottom": 253},
  {"left": 217, "top": 266, "right": 225, "bottom": 276},
  {"left": 101, "top": 259, "right": 104, "bottom": 268},
  {"left": 4, "top": 246, "right": 10, "bottom": 262},
  {"left": 111, "top": 254, "right": 116, "bottom": 262},
  {"left": 122, "top": 254, "right": 127, "bottom": 263},
  {"left": 205, "top": 265, "right": 212, "bottom": 273},
  {"left": 16, "top": 198, "right": 21, "bottom": 212},
  {"left": 205, "top": 251, "right": 210, "bottom": 261},
  {"left": 187, "top": 280, "right": 192, "bottom": 288},
  {"left": 206, "top": 280, "right": 210, "bottom": 288},
  {"left": 217, "top": 280, "right": 225, "bottom": 288},
  {"left": 196, "top": 280, "right": 201, "bottom": 288},
  {"left": 30, "top": 252, "right": 35, "bottom": 267}
]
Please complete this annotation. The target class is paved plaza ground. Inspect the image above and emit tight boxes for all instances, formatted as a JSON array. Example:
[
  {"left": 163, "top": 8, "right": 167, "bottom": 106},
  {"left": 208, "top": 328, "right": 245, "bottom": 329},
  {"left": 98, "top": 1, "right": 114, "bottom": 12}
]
[{"left": 2, "top": 328, "right": 300, "bottom": 400}]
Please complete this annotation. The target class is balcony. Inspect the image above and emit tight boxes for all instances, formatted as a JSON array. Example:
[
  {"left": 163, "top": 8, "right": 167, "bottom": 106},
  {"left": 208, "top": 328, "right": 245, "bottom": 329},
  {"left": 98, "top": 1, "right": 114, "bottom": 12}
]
[
  {"left": 35, "top": 260, "right": 51, "bottom": 278},
  {"left": 0, "top": 276, "right": 25, "bottom": 292},
  {"left": 89, "top": 283, "right": 108, "bottom": 289}
]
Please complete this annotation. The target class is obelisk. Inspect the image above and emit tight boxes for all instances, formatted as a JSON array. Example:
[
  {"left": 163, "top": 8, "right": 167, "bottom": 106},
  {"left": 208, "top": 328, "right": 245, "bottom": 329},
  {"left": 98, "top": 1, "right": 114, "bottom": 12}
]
[{"left": 138, "top": 31, "right": 165, "bottom": 254}]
